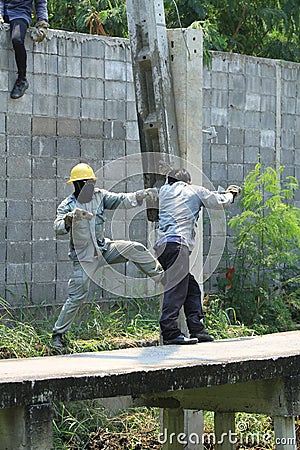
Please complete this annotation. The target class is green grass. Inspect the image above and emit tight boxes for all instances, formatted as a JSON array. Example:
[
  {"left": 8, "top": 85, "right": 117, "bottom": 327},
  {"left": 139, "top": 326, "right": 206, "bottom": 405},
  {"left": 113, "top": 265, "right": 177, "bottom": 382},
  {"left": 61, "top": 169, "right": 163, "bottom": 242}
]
[{"left": 0, "top": 293, "right": 297, "bottom": 449}]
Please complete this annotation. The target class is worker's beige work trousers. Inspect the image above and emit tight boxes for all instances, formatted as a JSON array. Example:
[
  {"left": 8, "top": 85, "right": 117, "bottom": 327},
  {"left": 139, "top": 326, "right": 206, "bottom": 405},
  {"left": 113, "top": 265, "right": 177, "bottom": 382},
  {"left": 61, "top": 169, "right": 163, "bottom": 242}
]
[{"left": 53, "top": 239, "right": 163, "bottom": 335}]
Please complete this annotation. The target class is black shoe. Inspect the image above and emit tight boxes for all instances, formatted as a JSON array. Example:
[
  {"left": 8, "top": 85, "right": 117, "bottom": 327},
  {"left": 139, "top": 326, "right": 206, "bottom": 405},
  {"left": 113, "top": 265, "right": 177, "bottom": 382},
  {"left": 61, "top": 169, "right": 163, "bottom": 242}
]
[
  {"left": 163, "top": 334, "right": 198, "bottom": 345},
  {"left": 190, "top": 328, "right": 214, "bottom": 343},
  {"left": 52, "top": 333, "right": 66, "bottom": 351},
  {"left": 10, "top": 77, "right": 29, "bottom": 99}
]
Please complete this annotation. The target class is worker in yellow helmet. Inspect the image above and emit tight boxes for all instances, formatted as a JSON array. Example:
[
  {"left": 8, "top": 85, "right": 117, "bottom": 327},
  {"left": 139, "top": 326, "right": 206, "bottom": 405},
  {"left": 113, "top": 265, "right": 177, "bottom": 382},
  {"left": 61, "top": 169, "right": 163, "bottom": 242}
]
[{"left": 52, "top": 162, "right": 163, "bottom": 351}]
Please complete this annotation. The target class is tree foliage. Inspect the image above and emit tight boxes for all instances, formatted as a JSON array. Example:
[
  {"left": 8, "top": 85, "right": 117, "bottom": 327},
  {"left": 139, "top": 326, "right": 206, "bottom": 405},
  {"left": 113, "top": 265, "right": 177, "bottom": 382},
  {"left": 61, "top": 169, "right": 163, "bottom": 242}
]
[{"left": 47, "top": 0, "right": 300, "bottom": 63}]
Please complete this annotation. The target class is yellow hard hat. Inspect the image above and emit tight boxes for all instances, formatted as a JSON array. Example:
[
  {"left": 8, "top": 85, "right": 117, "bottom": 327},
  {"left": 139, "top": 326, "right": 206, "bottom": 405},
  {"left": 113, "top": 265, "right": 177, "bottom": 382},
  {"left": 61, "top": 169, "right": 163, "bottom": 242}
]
[{"left": 66, "top": 163, "right": 97, "bottom": 184}]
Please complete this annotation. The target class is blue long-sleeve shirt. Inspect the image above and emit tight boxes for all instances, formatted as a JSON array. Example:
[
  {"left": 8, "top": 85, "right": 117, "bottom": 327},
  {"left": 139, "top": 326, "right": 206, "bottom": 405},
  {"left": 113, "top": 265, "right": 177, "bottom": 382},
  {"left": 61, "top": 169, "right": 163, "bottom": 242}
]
[
  {"left": 156, "top": 181, "right": 233, "bottom": 251},
  {"left": 0, "top": 0, "right": 48, "bottom": 24}
]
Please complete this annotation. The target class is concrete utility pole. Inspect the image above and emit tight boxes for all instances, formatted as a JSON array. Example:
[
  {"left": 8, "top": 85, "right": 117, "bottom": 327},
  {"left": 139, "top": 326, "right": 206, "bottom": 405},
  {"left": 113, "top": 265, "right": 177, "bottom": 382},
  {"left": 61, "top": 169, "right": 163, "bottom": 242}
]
[{"left": 126, "top": 0, "right": 180, "bottom": 221}]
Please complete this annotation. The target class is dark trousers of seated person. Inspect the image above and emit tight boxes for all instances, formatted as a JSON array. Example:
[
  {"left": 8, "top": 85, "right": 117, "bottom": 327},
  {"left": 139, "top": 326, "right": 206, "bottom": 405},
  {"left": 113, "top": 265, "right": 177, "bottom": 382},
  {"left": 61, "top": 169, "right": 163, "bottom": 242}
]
[
  {"left": 10, "top": 18, "right": 28, "bottom": 78},
  {"left": 157, "top": 242, "right": 204, "bottom": 341}
]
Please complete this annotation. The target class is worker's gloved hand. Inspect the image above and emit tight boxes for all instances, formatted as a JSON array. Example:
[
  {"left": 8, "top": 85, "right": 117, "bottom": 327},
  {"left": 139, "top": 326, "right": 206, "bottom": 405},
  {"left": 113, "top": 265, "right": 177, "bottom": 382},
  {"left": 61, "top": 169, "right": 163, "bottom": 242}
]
[
  {"left": 0, "top": 15, "right": 5, "bottom": 30},
  {"left": 136, "top": 187, "right": 158, "bottom": 202},
  {"left": 225, "top": 185, "right": 242, "bottom": 200},
  {"left": 64, "top": 208, "right": 93, "bottom": 229},
  {"left": 32, "top": 20, "right": 49, "bottom": 43}
]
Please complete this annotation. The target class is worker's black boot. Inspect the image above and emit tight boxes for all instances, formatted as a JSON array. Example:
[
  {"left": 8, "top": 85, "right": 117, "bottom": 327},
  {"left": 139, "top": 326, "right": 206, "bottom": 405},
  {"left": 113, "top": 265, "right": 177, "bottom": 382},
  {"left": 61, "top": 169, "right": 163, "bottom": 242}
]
[
  {"left": 10, "top": 77, "right": 29, "bottom": 99},
  {"left": 52, "top": 333, "right": 66, "bottom": 352}
]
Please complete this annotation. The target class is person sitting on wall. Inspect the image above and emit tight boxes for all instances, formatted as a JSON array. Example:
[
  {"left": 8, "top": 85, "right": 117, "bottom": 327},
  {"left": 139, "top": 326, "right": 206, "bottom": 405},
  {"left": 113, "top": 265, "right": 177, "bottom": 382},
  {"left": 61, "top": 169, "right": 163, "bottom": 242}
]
[
  {"left": 52, "top": 162, "right": 164, "bottom": 351},
  {"left": 0, "top": 0, "right": 49, "bottom": 99}
]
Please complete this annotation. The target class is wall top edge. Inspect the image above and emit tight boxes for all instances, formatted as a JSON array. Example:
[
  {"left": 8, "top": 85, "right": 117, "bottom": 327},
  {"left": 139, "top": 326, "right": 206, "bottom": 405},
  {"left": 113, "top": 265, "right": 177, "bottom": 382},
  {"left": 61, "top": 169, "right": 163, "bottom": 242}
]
[{"left": 210, "top": 50, "right": 300, "bottom": 68}]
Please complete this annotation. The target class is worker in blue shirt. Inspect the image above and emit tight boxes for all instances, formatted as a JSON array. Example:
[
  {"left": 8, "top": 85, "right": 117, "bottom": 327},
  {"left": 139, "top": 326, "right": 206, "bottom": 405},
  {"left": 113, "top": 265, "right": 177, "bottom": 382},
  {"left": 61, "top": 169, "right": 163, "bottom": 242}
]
[
  {"left": 155, "top": 168, "right": 241, "bottom": 345},
  {"left": 0, "top": 0, "right": 49, "bottom": 99}
]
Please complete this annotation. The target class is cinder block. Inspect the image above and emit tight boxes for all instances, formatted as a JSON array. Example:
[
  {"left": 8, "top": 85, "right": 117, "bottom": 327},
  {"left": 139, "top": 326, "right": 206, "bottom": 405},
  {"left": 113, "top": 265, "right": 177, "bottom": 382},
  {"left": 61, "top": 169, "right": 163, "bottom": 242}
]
[
  {"left": 81, "top": 119, "right": 104, "bottom": 138},
  {"left": 32, "top": 262, "right": 55, "bottom": 283},
  {"left": 261, "top": 77, "right": 276, "bottom": 94},
  {"left": 33, "top": 179, "right": 56, "bottom": 200},
  {"left": 229, "top": 128, "right": 244, "bottom": 145},
  {"left": 245, "top": 129, "right": 260, "bottom": 147},
  {"left": 211, "top": 107, "right": 228, "bottom": 126},
  {"left": 55, "top": 240, "right": 70, "bottom": 263},
  {"left": 281, "top": 130, "right": 295, "bottom": 149},
  {"left": 105, "top": 41, "right": 126, "bottom": 61},
  {"left": 211, "top": 145, "right": 227, "bottom": 163},
  {"left": 245, "top": 93, "right": 260, "bottom": 111},
  {"left": 105, "top": 60, "right": 127, "bottom": 81},
  {"left": 281, "top": 149, "right": 295, "bottom": 165},
  {"left": 83, "top": 58, "right": 104, "bottom": 79},
  {"left": 58, "top": 38, "right": 81, "bottom": 57},
  {"left": 7, "top": 241, "right": 31, "bottom": 263},
  {"left": 261, "top": 112, "right": 275, "bottom": 130},
  {"left": 57, "top": 96, "right": 81, "bottom": 118},
  {"left": 33, "top": 74, "right": 58, "bottom": 96},
  {"left": 31, "top": 282, "right": 56, "bottom": 304},
  {"left": 261, "top": 95, "right": 276, "bottom": 112},
  {"left": 260, "top": 130, "right": 276, "bottom": 147},
  {"left": 244, "top": 111, "right": 260, "bottom": 128},
  {"left": 211, "top": 163, "right": 227, "bottom": 182},
  {"left": 260, "top": 147, "right": 275, "bottom": 165},
  {"left": 57, "top": 119, "right": 80, "bottom": 137},
  {"left": 32, "top": 157, "right": 56, "bottom": 179},
  {"left": 33, "top": 221, "right": 56, "bottom": 240},
  {"left": 57, "top": 138, "right": 80, "bottom": 158},
  {"left": 32, "top": 117, "right": 56, "bottom": 137},
  {"left": 104, "top": 100, "right": 126, "bottom": 121},
  {"left": 244, "top": 146, "right": 260, "bottom": 164},
  {"left": 126, "top": 102, "right": 137, "bottom": 122},
  {"left": 246, "top": 76, "right": 261, "bottom": 93},
  {"left": 32, "top": 240, "right": 56, "bottom": 262},
  {"left": 228, "top": 146, "right": 243, "bottom": 163},
  {"left": 245, "top": 60, "right": 260, "bottom": 76},
  {"left": 211, "top": 56, "right": 228, "bottom": 72},
  {"left": 228, "top": 164, "right": 244, "bottom": 182},
  {"left": 7, "top": 200, "right": 32, "bottom": 221},
  {"left": 81, "top": 98, "right": 104, "bottom": 120},
  {"left": 81, "top": 138, "right": 103, "bottom": 160},
  {"left": 82, "top": 38, "right": 105, "bottom": 59},
  {"left": 260, "top": 62, "right": 276, "bottom": 79},
  {"left": 0, "top": 92, "right": 8, "bottom": 113},
  {"left": 7, "top": 179, "right": 32, "bottom": 200},
  {"left": 32, "top": 136, "right": 56, "bottom": 157},
  {"left": 6, "top": 263, "right": 31, "bottom": 284},
  {"left": 33, "top": 201, "right": 57, "bottom": 221},
  {"left": 282, "top": 97, "right": 296, "bottom": 114},
  {"left": 82, "top": 79, "right": 104, "bottom": 99},
  {"left": 7, "top": 221, "right": 31, "bottom": 241},
  {"left": 33, "top": 53, "right": 58, "bottom": 75},
  {"left": 57, "top": 56, "right": 81, "bottom": 77},
  {"left": 126, "top": 121, "right": 139, "bottom": 141},
  {"left": 229, "top": 73, "right": 245, "bottom": 91},
  {"left": 0, "top": 221, "right": 5, "bottom": 241},
  {"left": 7, "top": 114, "right": 31, "bottom": 136},
  {"left": 7, "top": 156, "right": 31, "bottom": 178},
  {"left": 126, "top": 140, "right": 141, "bottom": 156},
  {"left": 33, "top": 95, "right": 57, "bottom": 116},
  {"left": 281, "top": 114, "right": 296, "bottom": 130},
  {"left": 104, "top": 140, "right": 125, "bottom": 159},
  {"left": 58, "top": 77, "right": 81, "bottom": 97}
]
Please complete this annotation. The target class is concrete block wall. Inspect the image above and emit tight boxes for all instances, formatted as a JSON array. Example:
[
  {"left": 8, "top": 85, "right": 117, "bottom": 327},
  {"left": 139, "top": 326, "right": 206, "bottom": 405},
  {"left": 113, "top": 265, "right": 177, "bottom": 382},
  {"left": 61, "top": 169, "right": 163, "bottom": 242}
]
[
  {"left": 202, "top": 51, "right": 300, "bottom": 291},
  {"left": 1, "top": 27, "right": 300, "bottom": 306},
  {"left": 0, "top": 27, "right": 144, "bottom": 309}
]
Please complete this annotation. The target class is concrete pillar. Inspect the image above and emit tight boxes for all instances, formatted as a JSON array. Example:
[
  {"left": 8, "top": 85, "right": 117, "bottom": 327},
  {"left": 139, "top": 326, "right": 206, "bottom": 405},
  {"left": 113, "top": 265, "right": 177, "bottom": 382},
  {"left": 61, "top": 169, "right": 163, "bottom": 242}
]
[
  {"left": 167, "top": 27, "right": 203, "bottom": 297},
  {"left": 273, "top": 416, "right": 297, "bottom": 450},
  {"left": 214, "top": 412, "right": 235, "bottom": 450},
  {"left": 162, "top": 407, "right": 185, "bottom": 450},
  {"left": 126, "top": 0, "right": 180, "bottom": 221},
  {"left": 0, "top": 404, "right": 53, "bottom": 450}
]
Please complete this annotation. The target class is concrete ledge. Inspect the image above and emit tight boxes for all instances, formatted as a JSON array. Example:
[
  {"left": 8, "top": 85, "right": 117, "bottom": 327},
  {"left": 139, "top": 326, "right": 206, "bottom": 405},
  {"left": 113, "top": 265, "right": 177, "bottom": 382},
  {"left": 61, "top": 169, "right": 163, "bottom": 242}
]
[{"left": 0, "top": 331, "right": 299, "bottom": 409}]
